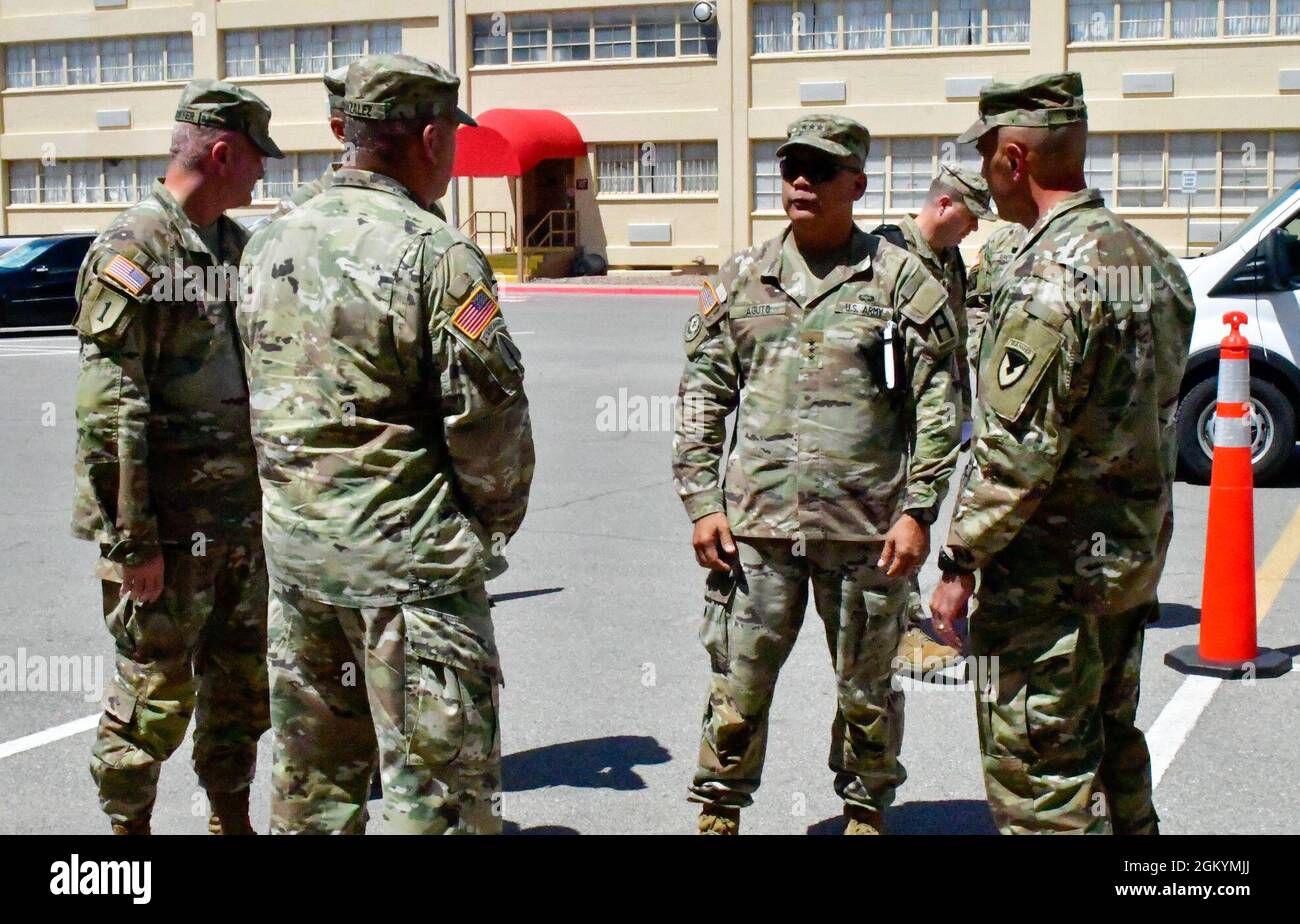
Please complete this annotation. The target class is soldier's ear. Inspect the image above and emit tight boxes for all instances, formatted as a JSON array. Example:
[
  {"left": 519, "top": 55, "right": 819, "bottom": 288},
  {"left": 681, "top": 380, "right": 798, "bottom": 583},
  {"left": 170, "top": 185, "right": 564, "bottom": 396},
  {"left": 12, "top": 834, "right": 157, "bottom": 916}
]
[{"left": 851, "top": 169, "right": 867, "bottom": 202}]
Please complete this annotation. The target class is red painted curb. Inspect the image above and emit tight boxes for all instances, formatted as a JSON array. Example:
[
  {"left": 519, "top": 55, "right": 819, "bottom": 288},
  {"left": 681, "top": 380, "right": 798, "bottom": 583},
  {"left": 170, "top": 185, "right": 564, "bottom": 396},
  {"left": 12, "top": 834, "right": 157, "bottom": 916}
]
[{"left": 499, "top": 283, "right": 696, "bottom": 298}]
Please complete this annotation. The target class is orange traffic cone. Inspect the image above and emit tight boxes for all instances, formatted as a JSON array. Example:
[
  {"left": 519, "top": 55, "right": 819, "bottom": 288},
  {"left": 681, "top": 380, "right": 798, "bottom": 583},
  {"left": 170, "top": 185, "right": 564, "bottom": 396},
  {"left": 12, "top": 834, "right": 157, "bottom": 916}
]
[{"left": 1167, "top": 312, "right": 1291, "bottom": 679}]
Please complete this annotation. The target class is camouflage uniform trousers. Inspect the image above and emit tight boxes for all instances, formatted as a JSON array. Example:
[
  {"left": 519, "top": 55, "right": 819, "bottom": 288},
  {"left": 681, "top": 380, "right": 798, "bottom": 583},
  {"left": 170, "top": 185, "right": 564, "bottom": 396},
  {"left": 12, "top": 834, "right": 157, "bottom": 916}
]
[
  {"left": 690, "top": 538, "right": 909, "bottom": 811},
  {"left": 971, "top": 564, "right": 1160, "bottom": 835},
  {"left": 91, "top": 537, "right": 269, "bottom": 824},
  {"left": 267, "top": 581, "right": 501, "bottom": 835}
]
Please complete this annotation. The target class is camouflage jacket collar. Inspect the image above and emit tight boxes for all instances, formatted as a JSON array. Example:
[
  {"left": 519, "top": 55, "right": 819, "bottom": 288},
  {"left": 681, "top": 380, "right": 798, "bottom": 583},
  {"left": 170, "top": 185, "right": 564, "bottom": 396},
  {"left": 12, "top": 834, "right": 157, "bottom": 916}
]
[
  {"left": 1022, "top": 187, "right": 1106, "bottom": 252},
  {"left": 898, "top": 215, "right": 940, "bottom": 268},
  {"left": 331, "top": 167, "right": 423, "bottom": 207},
  {"left": 758, "top": 224, "right": 876, "bottom": 308},
  {"left": 149, "top": 179, "right": 243, "bottom": 265}
]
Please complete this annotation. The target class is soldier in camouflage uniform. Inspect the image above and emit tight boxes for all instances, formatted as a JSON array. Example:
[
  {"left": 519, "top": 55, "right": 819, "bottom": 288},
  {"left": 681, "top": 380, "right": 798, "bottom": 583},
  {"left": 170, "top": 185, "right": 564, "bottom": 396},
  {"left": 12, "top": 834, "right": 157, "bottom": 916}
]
[
  {"left": 872, "top": 163, "right": 995, "bottom": 678},
  {"left": 262, "top": 65, "right": 446, "bottom": 225},
  {"left": 238, "top": 54, "right": 533, "bottom": 835},
  {"left": 873, "top": 162, "right": 994, "bottom": 427},
  {"left": 930, "top": 73, "right": 1194, "bottom": 834},
  {"left": 964, "top": 221, "right": 1027, "bottom": 363},
  {"left": 674, "top": 116, "right": 961, "bottom": 835},
  {"left": 261, "top": 66, "right": 349, "bottom": 224},
  {"left": 72, "top": 80, "right": 284, "bottom": 835}
]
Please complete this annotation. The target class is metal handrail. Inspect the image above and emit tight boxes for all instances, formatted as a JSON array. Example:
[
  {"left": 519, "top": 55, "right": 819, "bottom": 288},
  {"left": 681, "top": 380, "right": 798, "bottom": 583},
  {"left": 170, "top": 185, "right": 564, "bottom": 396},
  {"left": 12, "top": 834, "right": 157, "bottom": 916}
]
[
  {"left": 459, "top": 210, "right": 511, "bottom": 253},
  {"left": 525, "top": 209, "right": 577, "bottom": 248}
]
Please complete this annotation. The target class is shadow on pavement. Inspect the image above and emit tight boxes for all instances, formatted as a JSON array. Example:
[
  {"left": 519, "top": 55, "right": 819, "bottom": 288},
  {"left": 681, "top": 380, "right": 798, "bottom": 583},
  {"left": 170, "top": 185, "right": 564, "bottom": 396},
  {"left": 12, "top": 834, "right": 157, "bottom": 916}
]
[
  {"left": 1151, "top": 602, "right": 1200, "bottom": 629},
  {"left": 807, "top": 799, "right": 998, "bottom": 835},
  {"left": 490, "top": 587, "right": 565, "bottom": 605},
  {"left": 503, "top": 821, "right": 580, "bottom": 835},
  {"left": 503, "top": 735, "right": 671, "bottom": 793}
]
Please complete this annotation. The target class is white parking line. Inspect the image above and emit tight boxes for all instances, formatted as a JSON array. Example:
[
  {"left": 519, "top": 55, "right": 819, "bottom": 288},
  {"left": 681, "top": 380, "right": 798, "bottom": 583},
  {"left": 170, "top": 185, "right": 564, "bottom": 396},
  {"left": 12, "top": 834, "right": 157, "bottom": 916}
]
[
  {"left": 1147, "top": 500, "right": 1300, "bottom": 790},
  {"left": 0, "top": 713, "right": 98, "bottom": 761}
]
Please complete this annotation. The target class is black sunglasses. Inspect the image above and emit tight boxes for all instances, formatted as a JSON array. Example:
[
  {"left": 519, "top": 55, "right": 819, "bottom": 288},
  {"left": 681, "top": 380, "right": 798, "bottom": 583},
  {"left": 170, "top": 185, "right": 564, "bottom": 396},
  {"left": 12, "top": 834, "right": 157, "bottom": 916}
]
[{"left": 780, "top": 156, "right": 860, "bottom": 185}]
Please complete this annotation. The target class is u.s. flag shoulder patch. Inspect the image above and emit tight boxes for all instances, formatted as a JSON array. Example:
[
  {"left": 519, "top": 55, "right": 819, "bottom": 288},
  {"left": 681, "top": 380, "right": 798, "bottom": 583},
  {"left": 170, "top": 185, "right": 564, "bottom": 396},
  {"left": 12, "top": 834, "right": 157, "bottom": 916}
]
[
  {"left": 699, "top": 280, "right": 721, "bottom": 317},
  {"left": 451, "top": 282, "right": 500, "bottom": 341},
  {"left": 101, "top": 253, "right": 150, "bottom": 297}
]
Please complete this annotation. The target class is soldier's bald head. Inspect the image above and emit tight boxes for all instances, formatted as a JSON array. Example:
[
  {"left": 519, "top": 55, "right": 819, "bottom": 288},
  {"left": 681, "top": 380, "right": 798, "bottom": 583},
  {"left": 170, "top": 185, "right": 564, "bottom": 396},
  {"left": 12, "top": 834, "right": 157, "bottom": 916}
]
[{"left": 999, "top": 122, "right": 1087, "bottom": 186}]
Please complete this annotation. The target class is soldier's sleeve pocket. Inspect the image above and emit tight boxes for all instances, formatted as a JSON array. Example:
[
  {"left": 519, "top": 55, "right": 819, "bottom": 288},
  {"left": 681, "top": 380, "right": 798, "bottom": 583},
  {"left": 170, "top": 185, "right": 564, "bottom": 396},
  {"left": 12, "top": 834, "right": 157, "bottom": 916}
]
[
  {"left": 700, "top": 569, "right": 736, "bottom": 674},
  {"left": 75, "top": 281, "right": 138, "bottom": 344},
  {"left": 450, "top": 321, "right": 523, "bottom": 404},
  {"left": 985, "top": 314, "right": 1064, "bottom": 425}
]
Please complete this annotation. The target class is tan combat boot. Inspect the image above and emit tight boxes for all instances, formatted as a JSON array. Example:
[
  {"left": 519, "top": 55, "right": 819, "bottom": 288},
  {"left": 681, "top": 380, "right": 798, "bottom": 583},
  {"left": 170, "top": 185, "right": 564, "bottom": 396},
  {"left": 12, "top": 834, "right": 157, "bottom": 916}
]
[
  {"left": 698, "top": 805, "right": 740, "bottom": 835},
  {"left": 894, "top": 626, "right": 962, "bottom": 680},
  {"left": 844, "top": 805, "right": 885, "bottom": 835},
  {"left": 110, "top": 818, "right": 151, "bottom": 835},
  {"left": 207, "top": 788, "right": 256, "bottom": 835}
]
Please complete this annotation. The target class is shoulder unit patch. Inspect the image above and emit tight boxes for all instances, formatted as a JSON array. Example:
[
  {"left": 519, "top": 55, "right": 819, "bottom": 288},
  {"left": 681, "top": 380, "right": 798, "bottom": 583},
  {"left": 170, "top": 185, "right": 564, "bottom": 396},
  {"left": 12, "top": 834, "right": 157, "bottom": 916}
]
[{"left": 451, "top": 282, "right": 500, "bottom": 340}]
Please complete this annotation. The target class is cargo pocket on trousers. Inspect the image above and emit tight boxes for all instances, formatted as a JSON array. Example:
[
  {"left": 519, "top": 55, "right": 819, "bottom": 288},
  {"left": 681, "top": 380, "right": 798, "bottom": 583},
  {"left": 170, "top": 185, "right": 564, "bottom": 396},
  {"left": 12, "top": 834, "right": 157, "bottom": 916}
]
[
  {"left": 403, "top": 651, "right": 466, "bottom": 770},
  {"left": 700, "top": 569, "right": 736, "bottom": 675},
  {"left": 103, "top": 679, "right": 138, "bottom": 725}
]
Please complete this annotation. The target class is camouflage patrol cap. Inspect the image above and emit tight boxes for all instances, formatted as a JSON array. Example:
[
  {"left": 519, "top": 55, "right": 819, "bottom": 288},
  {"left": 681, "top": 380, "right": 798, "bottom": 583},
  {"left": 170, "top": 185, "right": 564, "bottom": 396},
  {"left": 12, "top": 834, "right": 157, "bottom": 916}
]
[
  {"left": 344, "top": 54, "right": 476, "bottom": 125},
  {"left": 174, "top": 79, "right": 284, "bottom": 158},
  {"left": 956, "top": 72, "right": 1087, "bottom": 144},
  {"left": 324, "top": 65, "right": 349, "bottom": 115},
  {"left": 776, "top": 115, "right": 870, "bottom": 166},
  {"left": 938, "top": 163, "right": 995, "bottom": 220}
]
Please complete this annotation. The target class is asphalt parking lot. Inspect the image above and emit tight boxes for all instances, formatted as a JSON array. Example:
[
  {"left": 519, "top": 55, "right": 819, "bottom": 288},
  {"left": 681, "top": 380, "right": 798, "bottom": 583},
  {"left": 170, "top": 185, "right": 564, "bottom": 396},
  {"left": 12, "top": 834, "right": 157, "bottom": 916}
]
[{"left": 1, "top": 291, "right": 1297, "bottom": 835}]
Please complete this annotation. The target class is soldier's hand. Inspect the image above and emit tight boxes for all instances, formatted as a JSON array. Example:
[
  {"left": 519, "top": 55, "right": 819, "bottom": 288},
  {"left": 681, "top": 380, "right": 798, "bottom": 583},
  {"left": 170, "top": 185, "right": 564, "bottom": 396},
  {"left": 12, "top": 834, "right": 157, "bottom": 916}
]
[
  {"left": 121, "top": 554, "right": 165, "bottom": 605},
  {"left": 929, "top": 572, "right": 974, "bottom": 650},
  {"left": 878, "top": 514, "right": 929, "bottom": 578},
  {"left": 692, "top": 512, "right": 737, "bottom": 572}
]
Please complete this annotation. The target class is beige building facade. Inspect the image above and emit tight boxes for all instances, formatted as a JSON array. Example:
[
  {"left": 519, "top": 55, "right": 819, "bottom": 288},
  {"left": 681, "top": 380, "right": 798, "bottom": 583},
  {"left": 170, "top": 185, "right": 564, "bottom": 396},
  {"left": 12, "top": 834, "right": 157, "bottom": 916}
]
[{"left": 2, "top": 0, "right": 1299, "bottom": 270}]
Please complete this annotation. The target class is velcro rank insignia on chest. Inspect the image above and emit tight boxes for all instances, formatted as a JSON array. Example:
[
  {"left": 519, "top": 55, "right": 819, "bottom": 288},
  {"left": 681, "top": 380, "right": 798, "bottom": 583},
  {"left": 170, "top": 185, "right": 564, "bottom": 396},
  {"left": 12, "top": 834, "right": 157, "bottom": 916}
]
[
  {"left": 101, "top": 254, "right": 151, "bottom": 297},
  {"left": 699, "top": 280, "right": 721, "bottom": 317},
  {"left": 451, "top": 282, "right": 500, "bottom": 340}
]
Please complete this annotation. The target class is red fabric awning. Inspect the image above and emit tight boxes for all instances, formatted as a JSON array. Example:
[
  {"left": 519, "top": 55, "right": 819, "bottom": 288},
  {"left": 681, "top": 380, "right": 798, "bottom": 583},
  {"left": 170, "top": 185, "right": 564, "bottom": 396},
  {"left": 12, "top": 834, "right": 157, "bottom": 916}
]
[{"left": 452, "top": 109, "right": 587, "bottom": 177}]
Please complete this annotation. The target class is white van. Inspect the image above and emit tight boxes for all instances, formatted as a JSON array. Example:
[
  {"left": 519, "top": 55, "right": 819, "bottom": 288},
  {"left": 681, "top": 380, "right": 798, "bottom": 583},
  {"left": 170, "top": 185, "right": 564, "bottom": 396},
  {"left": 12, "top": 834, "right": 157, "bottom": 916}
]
[{"left": 1177, "top": 179, "right": 1300, "bottom": 484}]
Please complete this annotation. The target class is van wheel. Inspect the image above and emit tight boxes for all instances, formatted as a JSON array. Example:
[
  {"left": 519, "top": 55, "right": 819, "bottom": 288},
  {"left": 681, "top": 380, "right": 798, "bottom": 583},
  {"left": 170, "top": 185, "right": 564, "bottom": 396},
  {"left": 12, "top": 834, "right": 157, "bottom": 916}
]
[{"left": 1177, "top": 376, "right": 1295, "bottom": 484}]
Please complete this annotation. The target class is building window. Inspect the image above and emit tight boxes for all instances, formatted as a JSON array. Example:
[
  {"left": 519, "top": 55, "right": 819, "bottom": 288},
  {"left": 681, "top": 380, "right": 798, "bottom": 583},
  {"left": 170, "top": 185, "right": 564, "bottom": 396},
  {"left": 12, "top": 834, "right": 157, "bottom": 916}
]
[
  {"left": 165, "top": 35, "right": 194, "bottom": 80},
  {"left": 1281, "top": 0, "right": 1300, "bottom": 34},
  {"left": 1120, "top": 1, "right": 1165, "bottom": 39},
  {"left": 66, "top": 41, "right": 97, "bottom": 85},
  {"left": 132, "top": 37, "right": 165, "bottom": 83},
  {"left": 637, "top": 6, "right": 679, "bottom": 57},
  {"left": 105, "top": 158, "right": 135, "bottom": 203},
  {"left": 1168, "top": 133, "right": 1217, "bottom": 206},
  {"left": 595, "top": 9, "right": 634, "bottom": 58},
  {"left": 753, "top": 2, "right": 795, "bottom": 52},
  {"left": 552, "top": 12, "right": 593, "bottom": 61},
  {"left": 939, "top": 0, "right": 982, "bottom": 46},
  {"left": 510, "top": 13, "right": 549, "bottom": 63},
  {"left": 753, "top": 141, "right": 783, "bottom": 210},
  {"left": 471, "top": 7, "right": 715, "bottom": 65},
  {"left": 223, "top": 23, "right": 402, "bottom": 76},
  {"left": 135, "top": 158, "right": 168, "bottom": 200},
  {"left": 596, "top": 144, "right": 636, "bottom": 193},
  {"left": 752, "top": 0, "right": 1026, "bottom": 53},
  {"left": 1117, "top": 134, "right": 1165, "bottom": 207},
  {"left": 1225, "top": 0, "right": 1270, "bottom": 35},
  {"left": 1275, "top": 133, "right": 1300, "bottom": 190},
  {"left": 1172, "top": 0, "right": 1219, "bottom": 37},
  {"left": 682, "top": 142, "right": 720, "bottom": 192},
  {"left": 598, "top": 141, "right": 718, "bottom": 195},
  {"left": 1221, "top": 131, "right": 1270, "bottom": 206},
  {"left": 71, "top": 160, "right": 102, "bottom": 204},
  {"left": 295, "top": 27, "right": 330, "bottom": 75},
  {"left": 844, "top": 1, "right": 888, "bottom": 48},
  {"left": 472, "top": 16, "right": 509, "bottom": 64},
  {"left": 251, "top": 152, "right": 337, "bottom": 201},
  {"left": 1, "top": 34, "right": 209, "bottom": 87},
  {"left": 857, "top": 147, "right": 888, "bottom": 215},
  {"left": 1070, "top": 1, "right": 1115, "bottom": 40},
  {"left": 889, "top": 137, "right": 933, "bottom": 209},
  {"left": 8, "top": 162, "right": 38, "bottom": 205},
  {"left": 41, "top": 161, "right": 70, "bottom": 204}
]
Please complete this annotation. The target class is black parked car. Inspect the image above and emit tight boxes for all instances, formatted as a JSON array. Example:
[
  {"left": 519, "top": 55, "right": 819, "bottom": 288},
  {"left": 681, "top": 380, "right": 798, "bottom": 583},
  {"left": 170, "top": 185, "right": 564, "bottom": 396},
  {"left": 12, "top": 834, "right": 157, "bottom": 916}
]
[{"left": 0, "top": 234, "right": 95, "bottom": 330}]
